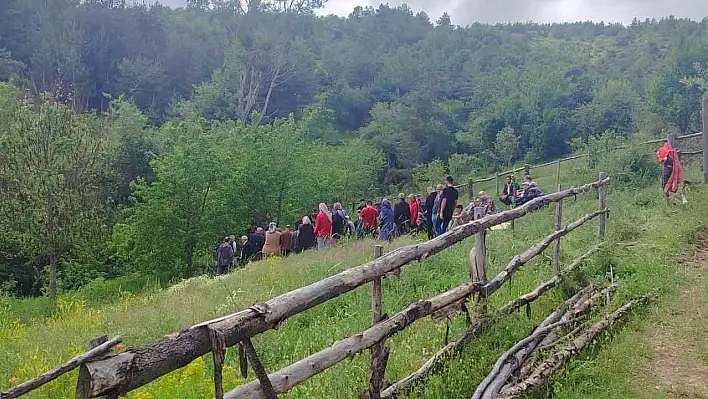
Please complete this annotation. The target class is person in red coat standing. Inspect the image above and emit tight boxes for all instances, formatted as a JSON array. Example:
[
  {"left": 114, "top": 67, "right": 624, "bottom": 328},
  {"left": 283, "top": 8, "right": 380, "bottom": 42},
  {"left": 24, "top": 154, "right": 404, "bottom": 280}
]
[
  {"left": 314, "top": 203, "right": 333, "bottom": 251},
  {"left": 408, "top": 194, "right": 419, "bottom": 232},
  {"left": 360, "top": 200, "right": 378, "bottom": 237}
]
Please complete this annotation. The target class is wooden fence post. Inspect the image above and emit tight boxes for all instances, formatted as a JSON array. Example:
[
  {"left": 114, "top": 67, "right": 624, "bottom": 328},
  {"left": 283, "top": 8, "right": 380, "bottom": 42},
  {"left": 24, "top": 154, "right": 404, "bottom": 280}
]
[
  {"left": 369, "top": 245, "right": 388, "bottom": 399},
  {"left": 702, "top": 100, "right": 708, "bottom": 184},
  {"left": 555, "top": 159, "right": 561, "bottom": 189},
  {"left": 471, "top": 207, "right": 488, "bottom": 283},
  {"left": 468, "top": 178, "right": 474, "bottom": 201},
  {"left": 495, "top": 173, "right": 500, "bottom": 197},
  {"left": 598, "top": 173, "right": 607, "bottom": 239},
  {"left": 553, "top": 198, "right": 563, "bottom": 276},
  {"left": 524, "top": 164, "right": 531, "bottom": 177},
  {"left": 668, "top": 132, "right": 676, "bottom": 148}
]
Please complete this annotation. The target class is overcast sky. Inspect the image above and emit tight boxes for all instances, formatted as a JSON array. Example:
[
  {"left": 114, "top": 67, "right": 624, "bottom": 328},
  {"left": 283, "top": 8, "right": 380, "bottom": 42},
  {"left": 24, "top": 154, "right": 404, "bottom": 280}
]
[{"left": 157, "top": 1, "right": 708, "bottom": 25}]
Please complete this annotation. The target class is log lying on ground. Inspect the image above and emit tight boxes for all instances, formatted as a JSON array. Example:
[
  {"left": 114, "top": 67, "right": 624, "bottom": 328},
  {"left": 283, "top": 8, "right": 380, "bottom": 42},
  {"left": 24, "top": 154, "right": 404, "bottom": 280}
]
[
  {"left": 472, "top": 286, "right": 596, "bottom": 399},
  {"left": 0, "top": 336, "right": 121, "bottom": 399},
  {"left": 517, "top": 282, "right": 618, "bottom": 379},
  {"left": 498, "top": 293, "right": 653, "bottom": 399},
  {"left": 78, "top": 178, "right": 610, "bottom": 398}
]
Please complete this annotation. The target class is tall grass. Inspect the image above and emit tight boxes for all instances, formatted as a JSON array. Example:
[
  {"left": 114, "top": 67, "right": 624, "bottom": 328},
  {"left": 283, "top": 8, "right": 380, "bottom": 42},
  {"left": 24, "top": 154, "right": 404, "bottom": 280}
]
[{"left": 1, "top": 159, "right": 706, "bottom": 399}]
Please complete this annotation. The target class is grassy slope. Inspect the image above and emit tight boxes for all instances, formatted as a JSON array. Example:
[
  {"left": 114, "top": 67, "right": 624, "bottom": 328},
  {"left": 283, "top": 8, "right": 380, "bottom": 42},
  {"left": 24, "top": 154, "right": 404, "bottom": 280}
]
[{"left": 1, "top": 160, "right": 707, "bottom": 399}]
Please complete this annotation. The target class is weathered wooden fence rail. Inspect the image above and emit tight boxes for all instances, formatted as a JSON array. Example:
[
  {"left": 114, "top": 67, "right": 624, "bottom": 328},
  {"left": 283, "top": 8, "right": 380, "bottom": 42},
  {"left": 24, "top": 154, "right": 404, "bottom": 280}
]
[
  {"left": 72, "top": 176, "right": 609, "bottom": 399},
  {"left": 460, "top": 129, "right": 706, "bottom": 199}
]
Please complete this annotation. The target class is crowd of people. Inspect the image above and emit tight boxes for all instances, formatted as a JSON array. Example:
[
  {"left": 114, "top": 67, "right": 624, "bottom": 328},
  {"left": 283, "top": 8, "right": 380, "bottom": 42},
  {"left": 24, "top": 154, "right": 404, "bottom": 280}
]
[{"left": 212, "top": 174, "right": 545, "bottom": 275}]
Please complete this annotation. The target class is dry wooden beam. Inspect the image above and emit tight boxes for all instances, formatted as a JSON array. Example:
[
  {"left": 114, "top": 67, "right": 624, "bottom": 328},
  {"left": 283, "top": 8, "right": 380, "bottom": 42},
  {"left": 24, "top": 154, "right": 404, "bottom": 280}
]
[
  {"left": 479, "top": 209, "right": 609, "bottom": 299},
  {"left": 241, "top": 338, "right": 277, "bottom": 399},
  {"left": 676, "top": 131, "right": 703, "bottom": 140},
  {"left": 78, "top": 180, "right": 610, "bottom": 398},
  {"left": 209, "top": 328, "right": 227, "bottom": 399},
  {"left": 679, "top": 149, "right": 703, "bottom": 155},
  {"left": 640, "top": 137, "right": 667, "bottom": 145},
  {"left": 499, "top": 294, "right": 653, "bottom": 398},
  {"left": 224, "top": 281, "right": 485, "bottom": 399},
  {"left": 499, "top": 244, "right": 603, "bottom": 316},
  {"left": 474, "top": 287, "right": 595, "bottom": 399},
  {"left": 0, "top": 336, "right": 121, "bottom": 399},
  {"left": 380, "top": 320, "right": 489, "bottom": 399}
]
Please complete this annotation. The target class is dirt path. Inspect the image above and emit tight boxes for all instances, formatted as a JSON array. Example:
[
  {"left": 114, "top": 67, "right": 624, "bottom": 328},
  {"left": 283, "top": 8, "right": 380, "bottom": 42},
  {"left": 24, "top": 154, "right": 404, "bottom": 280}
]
[{"left": 647, "top": 232, "right": 708, "bottom": 399}]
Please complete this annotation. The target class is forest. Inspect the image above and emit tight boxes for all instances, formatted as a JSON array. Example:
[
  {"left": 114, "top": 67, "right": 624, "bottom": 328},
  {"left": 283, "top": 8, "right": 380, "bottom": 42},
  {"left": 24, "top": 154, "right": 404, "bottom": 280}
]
[{"left": 1, "top": 0, "right": 708, "bottom": 299}]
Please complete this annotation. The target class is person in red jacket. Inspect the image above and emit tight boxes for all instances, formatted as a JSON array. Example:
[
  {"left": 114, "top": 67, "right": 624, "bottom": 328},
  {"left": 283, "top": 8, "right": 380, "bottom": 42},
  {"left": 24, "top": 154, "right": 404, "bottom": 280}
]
[
  {"left": 314, "top": 203, "right": 333, "bottom": 251},
  {"left": 360, "top": 200, "right": 378, "bottom": 236},
  {"left": 408, "top": 194, "right": 419, "bottom": 232}
]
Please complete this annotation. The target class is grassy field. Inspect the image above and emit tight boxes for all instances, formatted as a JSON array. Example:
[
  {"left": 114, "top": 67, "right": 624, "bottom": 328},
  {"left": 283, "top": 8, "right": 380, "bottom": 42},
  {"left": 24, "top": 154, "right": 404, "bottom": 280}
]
[{"left": 2, "top": 156, "right": 708, "bottom": 399}]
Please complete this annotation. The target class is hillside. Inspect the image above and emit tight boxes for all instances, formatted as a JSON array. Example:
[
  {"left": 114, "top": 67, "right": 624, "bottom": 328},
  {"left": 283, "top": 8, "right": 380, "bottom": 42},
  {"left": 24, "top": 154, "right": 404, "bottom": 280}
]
[{"left": 3, "top": 152, "right": 708, "bottom": 398}]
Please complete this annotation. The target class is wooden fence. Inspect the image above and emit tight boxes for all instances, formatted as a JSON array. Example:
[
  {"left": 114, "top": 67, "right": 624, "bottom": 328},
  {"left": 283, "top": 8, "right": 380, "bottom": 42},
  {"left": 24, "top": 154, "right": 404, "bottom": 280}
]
[
  {"left": 459, "top": 129, "right": 706, "bottom": 202},
  {"left": 52, "top": 176, "right": 610, "bottom": 399}
]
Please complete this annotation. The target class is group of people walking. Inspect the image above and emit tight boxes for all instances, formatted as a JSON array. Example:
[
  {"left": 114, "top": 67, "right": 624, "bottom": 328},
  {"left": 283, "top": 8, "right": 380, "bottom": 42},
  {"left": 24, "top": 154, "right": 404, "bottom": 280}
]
[{"left": 212, "top": 174, "right": 544, "bottom": 275}]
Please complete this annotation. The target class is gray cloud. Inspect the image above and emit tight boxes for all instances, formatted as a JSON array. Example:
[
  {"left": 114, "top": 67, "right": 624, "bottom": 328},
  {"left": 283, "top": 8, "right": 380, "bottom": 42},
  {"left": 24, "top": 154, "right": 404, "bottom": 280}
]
[
  {"left": 147, "top": 0, "right": 708, "bottom": 24},
  {"left": 322, "top": 0, "right": 708, "bottom": 24}
]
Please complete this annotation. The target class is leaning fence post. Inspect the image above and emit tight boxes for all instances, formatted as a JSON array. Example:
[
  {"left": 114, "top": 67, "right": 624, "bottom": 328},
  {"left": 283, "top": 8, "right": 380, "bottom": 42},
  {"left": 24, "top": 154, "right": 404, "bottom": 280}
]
[
  {"left": 702, "top": 100, "right": 708, "bottom": 184},
  {"left": 553, "top": 196, "right": 563, "bottom": 276},
  {"left": 468, "top": 178, "right": 474, "bottom": 201},
  {"left": 598, "top": 172, "right": 607, "bottom": 239},
  {"left": 471, "top": 207, "right": 488, "bottom": 283},
  {"left": 368, "top": 245, "right": 388, "bottom": 399}
]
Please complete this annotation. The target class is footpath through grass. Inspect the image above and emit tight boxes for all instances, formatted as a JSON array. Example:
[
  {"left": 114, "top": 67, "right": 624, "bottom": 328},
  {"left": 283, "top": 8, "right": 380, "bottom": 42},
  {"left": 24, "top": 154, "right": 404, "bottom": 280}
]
[{"left": 2, "top": 161, "right": 708, "bottom": 399}]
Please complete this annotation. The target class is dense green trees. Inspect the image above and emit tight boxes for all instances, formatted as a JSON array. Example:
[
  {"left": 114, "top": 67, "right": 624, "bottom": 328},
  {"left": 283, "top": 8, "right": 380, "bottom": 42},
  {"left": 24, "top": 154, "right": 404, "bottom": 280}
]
[{"left": 2, "top": 1, "right": 708, "bottom": 297}]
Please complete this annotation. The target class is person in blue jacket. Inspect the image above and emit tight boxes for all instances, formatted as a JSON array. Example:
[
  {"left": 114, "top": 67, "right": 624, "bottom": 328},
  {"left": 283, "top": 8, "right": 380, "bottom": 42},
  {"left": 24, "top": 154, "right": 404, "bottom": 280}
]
[{"left": 378, "top": 198, "right": 395, "bottom": 241}]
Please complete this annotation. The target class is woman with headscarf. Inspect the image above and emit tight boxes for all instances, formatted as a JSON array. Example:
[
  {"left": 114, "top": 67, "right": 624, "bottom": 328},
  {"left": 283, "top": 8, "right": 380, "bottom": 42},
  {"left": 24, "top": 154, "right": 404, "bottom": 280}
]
[
  {"left": 314, "top": 203, "right": 333, "bottom": 251},
  {"left": 378, "top": 199, "right": 395, "bottom": 241},
  {"left": 298, "top": 216, "right": 316, "bottom": 251},
  {"left": 262, "top": 222, "right": 282, "bottom": 257}
]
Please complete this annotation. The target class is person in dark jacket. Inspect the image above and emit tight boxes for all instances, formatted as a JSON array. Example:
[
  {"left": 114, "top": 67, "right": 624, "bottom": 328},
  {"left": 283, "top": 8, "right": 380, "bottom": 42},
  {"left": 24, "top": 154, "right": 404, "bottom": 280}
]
[
  {"left": 248, "top": 227, "right": 265, "bottom": 260},
  {"left": 424, "top": 187, "right": 437, "bottom": 239},
  {"left": 215, "top": 236, "right": 234, "bottom": 275},
  {"left": 394, "top": 193, "right": 411, "bottom": 236},
  {"left": 297, "top": 216, "right": 316, "bottom": 251},
  {"left": 378, "top": 199, "right": 395, "bottom": 241},
  {"left": 499, "top": 175, "right": 519, "bottom": 206},
  {"left": 515, "top": 182, "right": 544, "bottom": 206},
  {"left": 239, "top": 235, "right": 257, "bottom": 266},
  {"left": 332, "top": 202, "right": 346, "bottom": 241}
]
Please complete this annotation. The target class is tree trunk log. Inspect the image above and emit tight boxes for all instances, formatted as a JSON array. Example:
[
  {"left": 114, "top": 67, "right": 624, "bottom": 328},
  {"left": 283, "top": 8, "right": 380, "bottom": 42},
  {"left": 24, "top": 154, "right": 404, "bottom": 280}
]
[
  {"left": 78, "top": 180, "right": 610, "bottom": 398},
  {"left": 498, "top": 294, "right": 653, "bottom": 398},
  {"left": 0, "top": 336, "right": 121, "bottom": 399},
  {"left": 473, "top": 287, "right": 594, "bottom": 399}
]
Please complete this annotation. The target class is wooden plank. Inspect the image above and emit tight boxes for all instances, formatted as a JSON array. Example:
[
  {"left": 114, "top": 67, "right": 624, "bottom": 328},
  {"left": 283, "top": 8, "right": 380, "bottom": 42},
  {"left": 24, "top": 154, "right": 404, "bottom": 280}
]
[
  {"left": 241, "top": 338, "right": 277, "bottom": 399},
  {"left": 209, "top": 328, "right": 227, "bottom": 399},
  {"left": 0, "top": 336, "right": 121, "bottom": 399},
  {"left": 703, "top": 101, "right": 708, "bottom": 184},
  {"left": 676, "top": 131, "right": 703, "bottom": 140},
  {"left": 598, "top": 172, "right": 607, "bottom": 239},
  {"left": 641, "top": 137, "right": 666, "bottom": 145},
  {"left": 471, "top": 207, "right": 488, "bottom": 283},
  {"left": 77, "top": 179, "right": 611, "bottom": 398},
  {"left": 369, "top": 245, "right": 386, "bottom": 399},
  {"left": 679, "top": 150, "right": 703, "bottom": 155},
  {"left": 553, "top": 198, "right": 563, "bottom": 276}
]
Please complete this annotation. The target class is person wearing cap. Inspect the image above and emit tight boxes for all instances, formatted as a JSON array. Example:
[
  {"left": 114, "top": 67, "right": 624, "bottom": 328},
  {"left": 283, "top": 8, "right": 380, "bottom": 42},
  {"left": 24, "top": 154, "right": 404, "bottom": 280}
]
[
  {"left": 515, "top": 181, "right": 544, "bottom": 206},
  {"left": 280, "top": 225, "right": 293, "bottom": 256},
  {"left": 394, "top": 192, "right": 411, "bottom": 236},
  {"left": 408, "top": 194, "right": 419, "bottom": 233}
]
